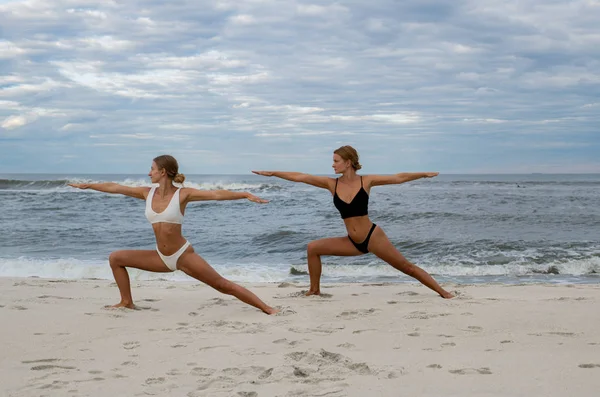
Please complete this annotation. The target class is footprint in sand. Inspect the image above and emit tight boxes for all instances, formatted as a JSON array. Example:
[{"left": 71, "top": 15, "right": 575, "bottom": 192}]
[
  {"left": 397, "top": 291, "right": 419, "bottom": 296},
  {"left": 293, "top": 366, "right": 310, "bottom": 378},
  {"left": 449, "top": 367, "right": 492, "bottom": 375},
  {"left": 258, "top": 368, "right": 273, "bottom": 379},
  {"left": 352, "top": 329, "right": 377, "bottom": 334},
  {"left": 464, "top": 326, "right": 483, "bottom": 332},
  {"left": 31, "top": 364, "right": 76, "bottom": 371},
  {"left": 337, "top": 343, "right": 355, "bottom": 349},
  {"left": 203, "top": 320, "right": 265, "bottom": 334},
  {"left": 191, "top": 367, "right": 216, "bottom": 377},
  {"left": 288, "top": 324, "right": 345, "bottom": 335},
  {"left": 199, "top": 298, "right": 229, "bottom": 309},
  {"left": 38, "top": 380, "right": 69, "bottom": 390},
  {"left": 37, "top": 295, "right": 73, "bottom": 300},
  {"left": 337, "top": 308, "right": 378, "bottom": 320},
  {"left": 22, "top": 358, "right": 61, "bottom": 364},
  {"left": 548, "top": 332, "right": 576, "bottom": 337},
  {"left": 123, "top": 341, "right": 140, "bottom": 350},
  {"left": 427, "top": 364, "right": 443, "bottom": 369},
  {"left": 286, "top": 349, "right": 376, "bottom": 378},
  {"left": 579, "top": 364, "right": 600, "bottom": 368},
  {"left": 198, "top": 345, "right": 229, "bottom": 351},
  {"left": 273, "top": 338, "right": 304, "bottom": 347},
  {"left": 86, "top": 311, "right": 124, "bottom": 319},
  {"left": 176, "top": 322, "right": 189, "bottom": 329},
  {"left": 278, "top": 291, "right": 334, "bottom": 299},
  {"left": 12, "top": 305, "right": 28, "bottom": 310},
  {"left": 500, "top": 340, "right": 513, "bottom": 344},
  {"left": 275, "top": 306, "right": 297, "bottom": 316},
  {"left": 144, "top": 377, "right": 165, "bottom": 385},
  {"left": 407, "top": 332, "right": 420, "bottom": 337},
  {"left": 405, "top": 311, "right": 451, "bottom": 320},
  {"left": 121, "top": 361, "right": 138, "bottom": 367}
]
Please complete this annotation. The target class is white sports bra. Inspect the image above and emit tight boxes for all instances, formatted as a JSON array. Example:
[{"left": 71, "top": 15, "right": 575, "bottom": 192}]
[{"left": 145, "top": 186, "right": 184, "bottom": 224}]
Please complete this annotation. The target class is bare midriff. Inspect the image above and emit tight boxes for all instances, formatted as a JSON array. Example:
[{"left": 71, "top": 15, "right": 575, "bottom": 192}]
[
  {"left": 343, "top": 215, "right": 374, "bottom": 242},
  {"left": 152, "top": 223, "right": 187, "bottom": 255}
]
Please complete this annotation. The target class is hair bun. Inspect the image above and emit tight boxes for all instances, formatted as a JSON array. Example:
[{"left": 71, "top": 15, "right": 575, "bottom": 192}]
[{"left": 174, "top": 173, "right": 186, "bottom": 184}]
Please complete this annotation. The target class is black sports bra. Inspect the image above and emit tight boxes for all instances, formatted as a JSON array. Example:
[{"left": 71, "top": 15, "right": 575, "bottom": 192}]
[{"left": 333, "top": 176, "right": 369, "bottom": 219}]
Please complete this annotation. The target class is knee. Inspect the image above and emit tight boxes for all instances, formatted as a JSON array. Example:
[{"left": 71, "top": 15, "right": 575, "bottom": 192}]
[
  {"left": 307, "top": 241, "right": 320, "bottom": 257},
  {"left": 108, "top": 251, "right": 125, "bottom": 269}
]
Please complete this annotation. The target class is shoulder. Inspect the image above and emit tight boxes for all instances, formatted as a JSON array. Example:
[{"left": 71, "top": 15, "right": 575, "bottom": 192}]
[
  {"left": 178, "top": 186, "right": 194, "bottom": 198},
  {"left": 361, "top": 174, "right": 373, "bottom": 185}
]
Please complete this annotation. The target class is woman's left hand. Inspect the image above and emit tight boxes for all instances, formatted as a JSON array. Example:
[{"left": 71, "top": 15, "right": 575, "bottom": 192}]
[{"left": 246, "top": 193, "right": 269, "bottom": 203}]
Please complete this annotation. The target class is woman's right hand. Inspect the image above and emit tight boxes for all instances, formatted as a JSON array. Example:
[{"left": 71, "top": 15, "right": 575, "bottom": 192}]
[
  {"left": 68, "top": 183, "right": 91, "bottom": 189},
  {"left": 252, "top": 171, "right": 274, "bottom": 177}
]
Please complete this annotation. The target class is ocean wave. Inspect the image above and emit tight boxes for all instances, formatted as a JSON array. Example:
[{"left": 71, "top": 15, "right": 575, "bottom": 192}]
[
  {"left": 290, "top": 256, "right": 600, "bottom": 280},
  {"left": 0, "top": 178, "right": 282, "bottom": 192},
  {"left": 2, "top": 255, "right": 598, "bottom": 283},
  {"left": 0, "top": 179, "right": 70, "bottom": 190}
]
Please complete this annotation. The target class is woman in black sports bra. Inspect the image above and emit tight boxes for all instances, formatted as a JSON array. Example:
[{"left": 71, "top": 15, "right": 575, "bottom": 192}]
[{"left": 253, "top": 145, "right": 453, "bottom": 299}]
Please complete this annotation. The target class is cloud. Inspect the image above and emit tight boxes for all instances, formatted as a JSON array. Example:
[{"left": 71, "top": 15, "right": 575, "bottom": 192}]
[
  {"left": 1, "top": 113, "right": 39, "bottom": 130},
  {"left": 0, "top": 0, "right": 598, "bottom": 173}
]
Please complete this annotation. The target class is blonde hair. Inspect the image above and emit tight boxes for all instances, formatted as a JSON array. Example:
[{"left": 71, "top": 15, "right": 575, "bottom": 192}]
[
  {"left": 153, "top": 154, "right": 186, "bottom": 184},
  {"left": 334, "top": 145, "right": 362, "bottom": 170}
]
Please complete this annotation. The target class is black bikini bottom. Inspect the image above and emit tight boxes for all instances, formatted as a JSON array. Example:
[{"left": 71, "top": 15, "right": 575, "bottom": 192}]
[{"left": 348, "top": 223, "right": 377, "bottom": 254}]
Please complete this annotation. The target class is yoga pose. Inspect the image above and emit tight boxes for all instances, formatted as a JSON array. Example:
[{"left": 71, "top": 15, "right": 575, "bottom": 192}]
[
  {"left": 70, "top": 155, "right": 278, "bottom": 314},
  {"left": 253, "top": 146, "right": 453, "bottom": 299}
]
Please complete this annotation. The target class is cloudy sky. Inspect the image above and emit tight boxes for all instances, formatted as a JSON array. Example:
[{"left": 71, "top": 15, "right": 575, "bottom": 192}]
[{"left": 1, "top": 0, "right": 599, "bottom": 174}]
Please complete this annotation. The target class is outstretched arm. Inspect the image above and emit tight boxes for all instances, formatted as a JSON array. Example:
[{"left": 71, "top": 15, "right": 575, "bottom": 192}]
[
  {"left": 68, "top": 183, "right": 148, "bottom": 200},
  {"left": 368, "top": 172, "right": 439, "bottom": 187},
  {"left": 252, "top": 171, "right": 332, "bottom": 190},
  {"left": 183, "top": 188, "right": 268, "bottom": 203}
]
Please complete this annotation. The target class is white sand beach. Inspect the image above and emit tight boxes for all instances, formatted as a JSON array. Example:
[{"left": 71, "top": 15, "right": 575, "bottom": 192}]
[{"left": 1, "top": 277, "right": 599, "bottom": 396}]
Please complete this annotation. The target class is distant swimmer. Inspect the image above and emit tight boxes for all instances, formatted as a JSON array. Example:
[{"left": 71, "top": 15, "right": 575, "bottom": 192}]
[
  {"left": 253, "top": 146, "right": 453, "bottom": 299},
  {"left": 70, "top": 155, "right": 278, "bottom": 315}
]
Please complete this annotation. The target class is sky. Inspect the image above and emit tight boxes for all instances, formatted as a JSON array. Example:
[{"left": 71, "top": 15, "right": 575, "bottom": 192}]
[{"left": 1, "top": 0, "right": 599, "bottom": 174}]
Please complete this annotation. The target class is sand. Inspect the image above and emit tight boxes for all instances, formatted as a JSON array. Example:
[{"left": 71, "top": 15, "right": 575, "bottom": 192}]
[{"left": 1, "top": 277, "right": 599, "bottom": 396}]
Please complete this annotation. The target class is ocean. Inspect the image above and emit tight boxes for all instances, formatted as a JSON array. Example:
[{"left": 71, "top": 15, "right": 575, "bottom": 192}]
[{"left": 1, "top": 173, "right": 599, "bottom": 285}]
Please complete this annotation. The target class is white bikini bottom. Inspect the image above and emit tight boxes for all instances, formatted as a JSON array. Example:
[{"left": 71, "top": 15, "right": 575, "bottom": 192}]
[{"left": 156, "top": 241, "right": 190, "bottom": 271}]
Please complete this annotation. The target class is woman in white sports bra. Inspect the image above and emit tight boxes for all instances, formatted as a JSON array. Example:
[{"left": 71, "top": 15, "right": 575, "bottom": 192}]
[{"left": 69, "top": 155, "right": 278, "bottom": 315}]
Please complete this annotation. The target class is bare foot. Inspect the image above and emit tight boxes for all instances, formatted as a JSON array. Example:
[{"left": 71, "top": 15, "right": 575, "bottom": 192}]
[
  {"left": 441, "top": 292, "right": 454, "bottom": 299},
  {"left": 107, "top": 302, "right": 135, "bottom": 309},
  {"left": 265, "top": 307, "right": 280, "bottom": 315},
  {"left": 305, "top": 290, "right": 320, "bottom": 296}
]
